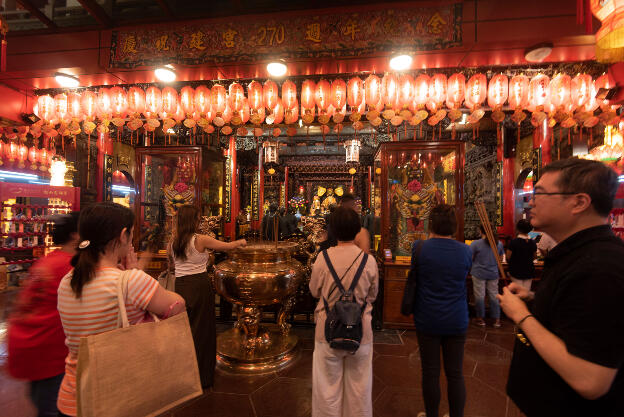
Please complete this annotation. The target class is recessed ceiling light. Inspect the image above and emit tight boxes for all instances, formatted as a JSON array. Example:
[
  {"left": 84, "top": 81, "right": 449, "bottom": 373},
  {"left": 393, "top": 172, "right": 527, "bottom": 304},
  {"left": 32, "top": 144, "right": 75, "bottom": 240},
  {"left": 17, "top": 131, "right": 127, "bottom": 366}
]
[
  {"left": 54, "top": 72, "right": 80, "bottom": 88},
  {"left": 155, "top": 65, "right": 176, "bottom": 82},
  {"left": 524, "top": 43, "right": 553, "bottom": 63},
  {"left": 267, "top": 61, "right": 287, "bottom": 77},
  {"left": 389, "top": 54, "right": 413, "bottom": 71}
]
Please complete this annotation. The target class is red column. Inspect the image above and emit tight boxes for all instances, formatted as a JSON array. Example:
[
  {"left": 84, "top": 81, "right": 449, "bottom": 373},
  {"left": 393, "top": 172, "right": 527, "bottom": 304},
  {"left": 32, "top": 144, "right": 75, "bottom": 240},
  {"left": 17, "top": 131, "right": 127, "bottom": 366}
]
[
  {"left": 224, "top": 136, "right": 238, "bottom": 241},
  {"left": 95, "top": 132, "right": 112, "bottom": 202}
]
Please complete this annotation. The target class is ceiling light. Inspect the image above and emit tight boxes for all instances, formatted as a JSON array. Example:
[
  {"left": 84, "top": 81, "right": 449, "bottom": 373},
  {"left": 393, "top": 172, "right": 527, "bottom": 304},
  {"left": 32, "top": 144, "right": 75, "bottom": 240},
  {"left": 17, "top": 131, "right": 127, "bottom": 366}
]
[
  {"left": 54, "top": 72, "right": 80, "bottom": 88},
  {"left": 524, "top": 43, "right": 553, "bottom": 63},
  {"left": 267, "top": 61, "right": 287, "bottom": 77},
  {"left": 155, "top": 65, "right": 176, "bottom": 82},
  {"left": 389, "top": 54, "right": 413, "bottom": 71}
]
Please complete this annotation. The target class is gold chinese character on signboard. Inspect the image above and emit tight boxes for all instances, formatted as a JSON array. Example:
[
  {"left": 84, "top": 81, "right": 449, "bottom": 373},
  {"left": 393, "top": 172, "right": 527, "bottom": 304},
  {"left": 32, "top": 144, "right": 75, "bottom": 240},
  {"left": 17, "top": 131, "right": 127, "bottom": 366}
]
[
  {"left": 222, "top": 29, "right": 238, "bottom": 48},
  {"left": 427, "top": 12, "right": 446, "bottom": 35},
  {"left": 189, "top": 31, "right": 206, "bottom": 50},
  {"left": 342, "top": 20, "right": 360, "bottom": 40},
  {"left": 305, "top": 23, "right": 321, "bottom": 43},
  {"left": 123, "top": 35, "right": 138, "bottom": 54},
  {"left": 155, "top": 34, "right": 170, "bottom": 51}
]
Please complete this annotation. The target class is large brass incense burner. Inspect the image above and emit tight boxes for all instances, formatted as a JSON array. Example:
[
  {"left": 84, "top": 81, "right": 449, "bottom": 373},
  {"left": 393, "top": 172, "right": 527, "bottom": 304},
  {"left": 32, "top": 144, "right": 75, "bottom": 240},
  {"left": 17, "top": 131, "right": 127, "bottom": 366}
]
[{"left": 213, "top": 242, "right": 304, "bottom": 373}]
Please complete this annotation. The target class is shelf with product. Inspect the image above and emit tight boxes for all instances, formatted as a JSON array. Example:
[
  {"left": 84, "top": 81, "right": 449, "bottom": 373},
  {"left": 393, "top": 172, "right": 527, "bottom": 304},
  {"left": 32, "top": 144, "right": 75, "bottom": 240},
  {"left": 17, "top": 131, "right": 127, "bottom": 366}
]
[{"left": 0, "top": 182, "right": 80, "bottom": 291}]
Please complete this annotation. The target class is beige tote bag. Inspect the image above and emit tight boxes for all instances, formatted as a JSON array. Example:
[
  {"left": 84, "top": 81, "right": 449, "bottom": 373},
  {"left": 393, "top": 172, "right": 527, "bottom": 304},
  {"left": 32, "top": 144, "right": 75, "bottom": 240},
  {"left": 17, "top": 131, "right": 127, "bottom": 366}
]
[{"left": 76, "top": 270, "right": 202, "bottom": 417}]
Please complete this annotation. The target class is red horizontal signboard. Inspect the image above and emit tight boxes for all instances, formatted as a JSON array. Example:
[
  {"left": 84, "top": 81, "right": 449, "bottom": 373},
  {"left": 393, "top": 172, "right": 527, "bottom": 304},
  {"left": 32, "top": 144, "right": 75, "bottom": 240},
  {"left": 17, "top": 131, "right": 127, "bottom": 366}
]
[{"left": 109, "top": 3, "right": 462, "bottom": 69}]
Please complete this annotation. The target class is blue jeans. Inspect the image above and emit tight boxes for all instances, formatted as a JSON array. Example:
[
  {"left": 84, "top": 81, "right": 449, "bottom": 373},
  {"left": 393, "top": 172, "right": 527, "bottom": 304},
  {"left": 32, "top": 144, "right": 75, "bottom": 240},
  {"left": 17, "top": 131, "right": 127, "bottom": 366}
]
[
  {"left": 472, "top": 277, "right": 500, "bottom": 319},
  {"left": 29, "top": 373, "right": 64, "bottom": 417}
]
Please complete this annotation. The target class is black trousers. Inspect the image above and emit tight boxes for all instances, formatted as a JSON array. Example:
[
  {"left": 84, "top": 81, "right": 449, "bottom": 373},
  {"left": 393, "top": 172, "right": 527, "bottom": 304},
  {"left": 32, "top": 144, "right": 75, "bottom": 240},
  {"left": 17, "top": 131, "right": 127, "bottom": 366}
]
[
  {"left": 175, "top": 271, "right": 216, "bottom": 388},
  {"left": 416, "top": 332, "right": 467, "bottom": 417}
]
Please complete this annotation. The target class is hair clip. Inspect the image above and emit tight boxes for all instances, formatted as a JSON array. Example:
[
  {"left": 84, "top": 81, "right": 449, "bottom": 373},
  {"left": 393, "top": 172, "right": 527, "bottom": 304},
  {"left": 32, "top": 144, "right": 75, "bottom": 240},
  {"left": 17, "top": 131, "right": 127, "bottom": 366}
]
[{"left": 78, "top": 240, "right": 91, "bottom": 249}]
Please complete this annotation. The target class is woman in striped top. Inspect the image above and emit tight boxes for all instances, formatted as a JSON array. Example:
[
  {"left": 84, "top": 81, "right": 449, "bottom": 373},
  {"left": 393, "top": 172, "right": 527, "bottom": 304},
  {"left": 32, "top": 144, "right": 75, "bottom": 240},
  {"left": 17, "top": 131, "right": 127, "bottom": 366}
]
[{"left": 57, "top": 203, "right": 186, "bottom": 417}]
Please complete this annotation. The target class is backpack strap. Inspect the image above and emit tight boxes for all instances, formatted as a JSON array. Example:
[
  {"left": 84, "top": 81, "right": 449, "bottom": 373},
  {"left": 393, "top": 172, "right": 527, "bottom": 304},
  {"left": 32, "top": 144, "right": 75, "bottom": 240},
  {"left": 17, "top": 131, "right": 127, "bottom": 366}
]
[
  {"left": 347, "top": 253, "right": 369, "bottom": 295},
  {"left": 322, "top": 250, "right": 346, "bottom": 295}
]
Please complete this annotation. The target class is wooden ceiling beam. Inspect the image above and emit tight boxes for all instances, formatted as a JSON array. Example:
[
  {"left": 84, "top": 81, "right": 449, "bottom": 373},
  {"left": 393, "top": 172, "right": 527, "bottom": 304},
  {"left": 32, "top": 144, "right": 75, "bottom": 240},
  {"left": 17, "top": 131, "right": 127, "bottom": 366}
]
[
  {"left": 15, "top": 0, "right": 57, "bottom": 29},
  {"left": 76, "top": 0, "right": 113, "bottom": 27}
]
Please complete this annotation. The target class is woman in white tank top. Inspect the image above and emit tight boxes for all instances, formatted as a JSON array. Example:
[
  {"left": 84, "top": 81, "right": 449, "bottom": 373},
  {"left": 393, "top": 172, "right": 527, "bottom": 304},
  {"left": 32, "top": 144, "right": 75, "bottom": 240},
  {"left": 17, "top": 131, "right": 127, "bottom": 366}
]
[{"left": 172, "top": 205, "right": 246, "bottom": 388}]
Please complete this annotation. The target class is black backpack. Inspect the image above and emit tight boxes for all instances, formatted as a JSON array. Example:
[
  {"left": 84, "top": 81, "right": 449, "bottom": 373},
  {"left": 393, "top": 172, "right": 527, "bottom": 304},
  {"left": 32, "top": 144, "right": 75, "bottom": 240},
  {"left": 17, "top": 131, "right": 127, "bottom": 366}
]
[{"left": 322, "top": 250, "right": 369, "bottom": 353}]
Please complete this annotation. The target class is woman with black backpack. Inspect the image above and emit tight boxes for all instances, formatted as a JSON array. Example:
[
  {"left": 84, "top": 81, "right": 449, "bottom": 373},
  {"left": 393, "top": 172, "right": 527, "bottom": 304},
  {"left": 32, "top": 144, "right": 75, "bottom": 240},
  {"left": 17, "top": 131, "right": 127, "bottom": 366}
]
[{"left": 309, "top": 206, "right": 379, "bottom": 417}]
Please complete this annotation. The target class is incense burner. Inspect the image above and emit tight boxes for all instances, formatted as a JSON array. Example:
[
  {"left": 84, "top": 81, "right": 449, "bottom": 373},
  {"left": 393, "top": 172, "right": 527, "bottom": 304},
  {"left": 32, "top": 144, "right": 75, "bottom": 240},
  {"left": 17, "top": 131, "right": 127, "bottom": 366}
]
[{"left": 212, "top": 242, "right": 304, "bottom": 373}]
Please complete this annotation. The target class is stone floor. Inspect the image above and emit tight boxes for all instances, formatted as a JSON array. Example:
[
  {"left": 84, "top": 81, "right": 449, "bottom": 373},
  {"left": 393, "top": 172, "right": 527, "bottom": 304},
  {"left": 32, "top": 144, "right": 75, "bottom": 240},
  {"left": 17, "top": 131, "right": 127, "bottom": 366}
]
[{"left": 0, "top": 289, "right": 525, "bottom": 417}]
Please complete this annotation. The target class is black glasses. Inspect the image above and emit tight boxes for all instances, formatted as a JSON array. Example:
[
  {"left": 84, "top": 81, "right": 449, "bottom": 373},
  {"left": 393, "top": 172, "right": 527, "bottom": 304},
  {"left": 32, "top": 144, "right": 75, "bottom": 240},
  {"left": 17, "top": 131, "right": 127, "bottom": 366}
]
[{"left": 531, "top": 191, "right": 577, "bottom": 199}]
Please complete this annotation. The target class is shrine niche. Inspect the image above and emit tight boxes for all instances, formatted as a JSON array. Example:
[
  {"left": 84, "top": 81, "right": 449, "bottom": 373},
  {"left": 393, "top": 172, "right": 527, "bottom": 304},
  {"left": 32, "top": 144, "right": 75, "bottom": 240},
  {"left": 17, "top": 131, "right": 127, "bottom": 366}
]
[{"left": 463, "top": 144, "right": 499, "bottom": 240}]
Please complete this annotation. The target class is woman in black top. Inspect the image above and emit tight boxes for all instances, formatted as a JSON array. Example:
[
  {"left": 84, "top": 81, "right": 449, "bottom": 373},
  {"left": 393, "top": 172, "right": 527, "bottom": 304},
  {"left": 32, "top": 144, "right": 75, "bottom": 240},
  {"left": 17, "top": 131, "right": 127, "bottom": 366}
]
[{"left": 506, "top": 219, "right": 537, "bottom": 290}]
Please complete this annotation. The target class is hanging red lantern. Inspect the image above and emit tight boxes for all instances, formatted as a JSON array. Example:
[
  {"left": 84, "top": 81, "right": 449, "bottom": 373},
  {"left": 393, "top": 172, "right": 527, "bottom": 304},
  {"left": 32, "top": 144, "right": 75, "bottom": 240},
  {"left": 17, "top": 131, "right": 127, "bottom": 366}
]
[
  {"left": 161, "top": 87, "right": 178, "bottom": 118},
  {"left": 180, "top": 86, "right": 195, "bottom": 116},
  {"left": 144, "top": 86, "right": 162, "bottom": 118},
  {"left": 241, "top": 98, "right": 250, "bottom": 124},
  {"left": 282, "top": 80, "right": 297, "bottom": 111},
  {"left": 37, "top": 147, "right": 47, "bottom": 166},
  {"left": 509, "top": 75, "right": 530, "bottom": 110},
  {"left": 222, "top": 99, "right": 233, "bottom": 124},
  {"left": 487, "top": 74, "right": 508, "bottom": 109},
  {"left": 54, "top": 93, "right": 69, "bottom": 122},
  {"left": 301, "top": 79, "right": 316, "bottom": 110},
  {"left": 36, "top": 95, "right": 56, "bottom": 123},
  {"left": 173, "top": 99, "right": 185, "bottom": 124},
  {"left": 398, "top": 74, "right": 414, "bottom": 108},
  {"left": 571, "top": 74, "right": 593, "bottom": 110},
  {"left": 248, "top": 81, "right": 264, "bottom": 111},
  {"left": 28, "top": 146, "right": 38, "bottom": 169},
  {"left": 17, "top": 144, "right": 28, "bottom": 168},
  {"left": 365, "top": 75, "right": 381, "bottom": 108},
  {"left": 80, "top": 90, "right": 98, "bottom": 121},
  {"left": 465, "top": 73, "right": 487, "bottom": 109},
  {"left": 591, "top": 0, "right": 624, "bottom": 63},
  {"left": 413, "top": 74, "right": 430, "bottom": 108},
  {"left": 272, "top": 98, "right": 284, "bottom": 124},
  {"left": 263, "top": 80, "right": 279, "bottom": 111},
  {"left": 427, "top": 74, "right": 447, "bottom": 111},
  {"left": 584, "top": 78, "right": 600, "bottom": 112},
  {"left": 285, "top": 100, "right": 299, "bottom": 124},
  {"left": 96, "top": 88, "right": 113, "bottom": 119},
  {"left": 315, "top": 79, "right": 331, "bottom": 112},
  {"left": 67, "top": 92, "right": 82, "bottom": 120},
  {"left": 330, "top": 79, "right": 347, "bottom": 110},
  {"left": 228, "top": 83, "right": 245, "bottom": 112},
  {"left": 381, "top": 73, "right": 398, "bottom": 108},
  {"left": 347, "top": 77, "right": 363, "bottom": 109},
  {"left": 211, "top": 84, "right": 227, "bottom": 115},
  {"left": 194, "top": 86, "right": 211, "bottom": 116},
  {"left": 446, "top": 73, "right": 466, "bottom": 109},
  {"left": 7, "top": 141, "right": 18, "bottom": 162},
  {"left": 109, "top": 87, "right": 128, "bottom": 119},
  {"left": 548, "top": 74, "right": 571, "bottom": 109},
  {"left": 528, "top": 74, "right": 550, "bottom": 112},
  {"left": 127, "top": 87, "right": 145, "bottom": 117}
]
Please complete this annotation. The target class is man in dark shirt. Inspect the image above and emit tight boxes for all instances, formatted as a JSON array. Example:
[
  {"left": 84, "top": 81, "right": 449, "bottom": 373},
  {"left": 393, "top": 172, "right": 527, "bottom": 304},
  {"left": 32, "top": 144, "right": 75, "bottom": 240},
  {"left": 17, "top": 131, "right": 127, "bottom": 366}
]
[{"left": 498, "top": 158, "right": 624, "bottom": 416}]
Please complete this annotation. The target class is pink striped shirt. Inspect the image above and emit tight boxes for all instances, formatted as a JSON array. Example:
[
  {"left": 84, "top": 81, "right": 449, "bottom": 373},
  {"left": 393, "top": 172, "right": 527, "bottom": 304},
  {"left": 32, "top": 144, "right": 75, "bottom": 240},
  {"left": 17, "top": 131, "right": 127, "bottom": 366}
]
[{"left": 56, "top": 267, "right": 159, "bottom": 416}]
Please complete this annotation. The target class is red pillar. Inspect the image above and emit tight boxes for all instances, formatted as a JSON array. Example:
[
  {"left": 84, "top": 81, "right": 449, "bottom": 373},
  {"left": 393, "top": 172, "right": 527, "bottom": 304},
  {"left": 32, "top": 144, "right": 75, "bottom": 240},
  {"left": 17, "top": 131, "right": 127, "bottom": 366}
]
[
  {"left": 95, "top": 132, "right": 112, "bottom": 202},
  {"left": 224, "top": 136, "right": 239, "bottom": 241}
]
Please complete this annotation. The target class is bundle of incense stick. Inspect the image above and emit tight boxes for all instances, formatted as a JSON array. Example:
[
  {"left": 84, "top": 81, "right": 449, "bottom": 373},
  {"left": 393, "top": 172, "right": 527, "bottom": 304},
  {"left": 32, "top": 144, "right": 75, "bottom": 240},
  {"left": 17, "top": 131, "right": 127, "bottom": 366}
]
[{"left": 475, "top": 201, "right": 507, "bottom": 282}]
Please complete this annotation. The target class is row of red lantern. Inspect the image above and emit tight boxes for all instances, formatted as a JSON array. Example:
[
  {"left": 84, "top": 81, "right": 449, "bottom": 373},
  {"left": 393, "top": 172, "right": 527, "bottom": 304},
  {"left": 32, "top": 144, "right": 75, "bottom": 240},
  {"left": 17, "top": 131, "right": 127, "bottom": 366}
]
[
  {"left": 34, "top": 72, "right": 619, "bottom": 127},
  {"left": 0, "top": 141, "right": 55, "bottom": 170}
]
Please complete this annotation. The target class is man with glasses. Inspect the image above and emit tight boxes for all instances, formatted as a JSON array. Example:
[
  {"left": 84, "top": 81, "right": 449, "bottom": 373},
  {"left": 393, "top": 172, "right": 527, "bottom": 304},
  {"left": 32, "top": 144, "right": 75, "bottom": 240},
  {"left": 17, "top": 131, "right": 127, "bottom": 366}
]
[{"left": 498, "top": 158, "right": 623, "bottom": 417}]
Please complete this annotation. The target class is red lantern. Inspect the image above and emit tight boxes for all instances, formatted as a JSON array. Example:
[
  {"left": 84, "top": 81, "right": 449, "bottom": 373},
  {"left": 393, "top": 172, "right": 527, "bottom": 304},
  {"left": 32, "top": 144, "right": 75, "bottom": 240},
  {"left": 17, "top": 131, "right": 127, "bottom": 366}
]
[
  {"left": 528, "top": 74, "right": 550, "bottom": 112},
  {"left": 7, "top": 141, "right": 18, "bottom": 161},
  {"left": 487, "top": 74, "right": 508, "bottom": 109},
  {"left": 37, "top": 147, "right": 47, "bottom": 165},
  {"left": 36, "top": 95, "right": 56, "bottom": 122},
  {"left": 54, "top": 93, "right": 68, "bottom": 122},
  {"left": 315, "top": 79, "right": 331, "bottom": 112},
  {"left": 228, "top": 83, "right": 245, "bottom": 112},
  {"left": 194, "top": 86, "right": 211, "bottom": 116},
  {"left": 211, "top": 84, "right": 227, "bottom": 115},
  {"left": 47, "top": 148, "right": 55, "bottom": 167},
  {"left": 509, "top": 75, "right": 529, "bottom": 110},
  {"left": 285, "top": 101, "right": 299, "bottom": 124},
  {"left": 144, "top": 86, "right": 162, "bottom": 118},
  {"left": 282, "top": 80, "right": 297, "bottom": 111},
  {"left": 330, "top": 79, "right": 347, "bottom": 110},
  {"left": 398, "top": 74, "right": 414, "bottom": 108},
  {"left": 591, "top": 0, "right": 624, "bottom": 63},
  {"left": 80, "top": 90, "right": 98, "bottom": 121},
  {"left": 127, "top": 87, "right": 145, "bottom": 117},
  {"left": 465, "top": 73, "right": 487, "bottom": 109},
  {"left": 241, "top": 98, "right": 250, "bottom": 124},
  {"left": 446, "top": 73, "right": 466, "bottom": 109},
  {"left": 17, "top": 144, "right": 28, "bottom": 166},
  {"left": 180, "top": 86, "right": 195, "bottom": 116},
  {"left": 248, "top": 81, "right": 264, "bottom": 111},
  {"left": 413, "top": 74, "right": 430, "bottom": 107},
  {"left": 427, "top": 74, "right": 447, "bottom": 111},
  {"left": 571, "top": 74, "right": 593, "bottom": 109},
  {"left": 67, "top": 92, "right": 82, "bottom": 120},
  {"left": 28, "top": 146, "right": 38, "bottom": 169},
  {"left": 549, "top": 74, "right": 571, "bottom": 109},
  {"left": 161, "top": 87, "right": 178, "bottom": 117},
  {"left": 96, "top": 88, "right": 113, "bottom": 119},
  {"left": 301, "top": 80, "right": 316, "bottom": 110},
  {"left": 584, "top": 79, "right": 600, "bottom": 112},
  {"left": 347, "top": 77, "right": 363, "bottom": 108},
  {"left": 365, "top": 75, "right": 381, "bottom": 108},
  {"left": 173, "top": 99, "right": 185, "bottom": 124},
  {"left": 109, "top": 87, "right": 128, "bottom": 118},
  {"left": 222, "top": 100, "right": 233, "bottom": 124},
  {"left": 273, "top": 98, "right": 284, "bottom": 124},
  {"left": 381, "top": 73, "right": 398, "bottom": 107},
  {"left": 263, "top": 80, "right": 279, "bottom": 111}
]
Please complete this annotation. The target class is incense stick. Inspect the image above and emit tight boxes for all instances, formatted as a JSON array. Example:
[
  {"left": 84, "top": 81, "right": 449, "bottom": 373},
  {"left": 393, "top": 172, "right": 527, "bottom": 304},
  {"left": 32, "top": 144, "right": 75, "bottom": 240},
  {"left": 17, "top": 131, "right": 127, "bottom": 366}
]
[{"left": 475, "top": 201, "right": 508, "bottom": 283}]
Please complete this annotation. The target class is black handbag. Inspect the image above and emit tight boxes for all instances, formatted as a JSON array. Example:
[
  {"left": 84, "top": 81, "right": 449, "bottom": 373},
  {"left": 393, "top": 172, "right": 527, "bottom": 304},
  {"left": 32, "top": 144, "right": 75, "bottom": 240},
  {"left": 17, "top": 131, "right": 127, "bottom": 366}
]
[{"left": 400, "top": 240, "right": 424, "bottom": 316}]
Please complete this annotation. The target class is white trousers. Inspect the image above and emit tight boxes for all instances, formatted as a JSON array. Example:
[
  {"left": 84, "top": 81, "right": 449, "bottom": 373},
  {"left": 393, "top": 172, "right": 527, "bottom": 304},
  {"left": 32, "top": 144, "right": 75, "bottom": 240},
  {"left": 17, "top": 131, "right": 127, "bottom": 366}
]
[{"left": 312, "top": 341, "right": 373, "bottom": 417}]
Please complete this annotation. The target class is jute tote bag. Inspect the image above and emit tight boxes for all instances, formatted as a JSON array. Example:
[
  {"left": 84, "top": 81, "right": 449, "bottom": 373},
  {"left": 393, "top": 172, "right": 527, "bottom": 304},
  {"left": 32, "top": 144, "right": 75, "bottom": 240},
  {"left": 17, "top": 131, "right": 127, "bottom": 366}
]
[{"left": 76, "top": 270, "right": 202, "bottom": 417}]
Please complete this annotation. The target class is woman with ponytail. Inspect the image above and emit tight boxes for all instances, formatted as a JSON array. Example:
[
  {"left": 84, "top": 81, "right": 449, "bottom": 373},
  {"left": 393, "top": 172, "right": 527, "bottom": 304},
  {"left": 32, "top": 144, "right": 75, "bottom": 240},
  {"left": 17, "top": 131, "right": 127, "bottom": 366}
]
[
  {"left": 56, "top": 203, "right": 185, "bottom": 417},
  {"left": 172, "top": 205, "right": 246, "bottom": 388}
]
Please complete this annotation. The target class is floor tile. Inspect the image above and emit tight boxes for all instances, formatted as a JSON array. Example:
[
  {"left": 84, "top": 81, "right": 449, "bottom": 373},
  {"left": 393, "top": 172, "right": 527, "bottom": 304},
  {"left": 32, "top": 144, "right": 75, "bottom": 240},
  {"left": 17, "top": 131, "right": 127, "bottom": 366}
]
[
  {"left": 473, "top": 361, "right": 511, "bottom": 395},
  {"left": 464, "top": 376, "right": 507, "bottom": 417},
  {"left": 250, "top": 377, "right": 312, "bottom": 417},
  {"left": 485, "top": 332, "right": 516, "bottom": 352},
  {"left": 212, "top": 369, "right": 277, "bottom": 395},
  {"left": 171, "top": 392, "right": 254, "bottom": 417},
  {"left": 464, "top": 339, "right": 512, "bottom": 365},
  {"left": 373, "top": 386, "right": 424, "bottom": 417},
  {"left": 277, "top": 349, "right": 312, "bottom": 379}
]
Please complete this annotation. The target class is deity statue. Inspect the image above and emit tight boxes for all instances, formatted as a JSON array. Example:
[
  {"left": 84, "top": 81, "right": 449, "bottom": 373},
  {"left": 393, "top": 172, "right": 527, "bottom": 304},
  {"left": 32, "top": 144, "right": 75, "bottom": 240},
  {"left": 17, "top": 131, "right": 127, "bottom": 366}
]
[
  {"left": 162, "top": 157, "right": 196, "bottom": 217},
  {"left": 309, "top": 195, "right": 322, "bottom": 216},
  {"left": 321, "top": 188, "right": 337, "bottom": 214}
]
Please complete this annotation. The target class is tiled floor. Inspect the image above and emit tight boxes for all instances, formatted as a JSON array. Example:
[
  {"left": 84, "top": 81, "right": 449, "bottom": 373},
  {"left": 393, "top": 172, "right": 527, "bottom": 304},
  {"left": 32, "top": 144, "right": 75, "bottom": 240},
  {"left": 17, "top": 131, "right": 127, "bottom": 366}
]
[{"left": 0, "top": 289, "right": 525, "bottom": 417}]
